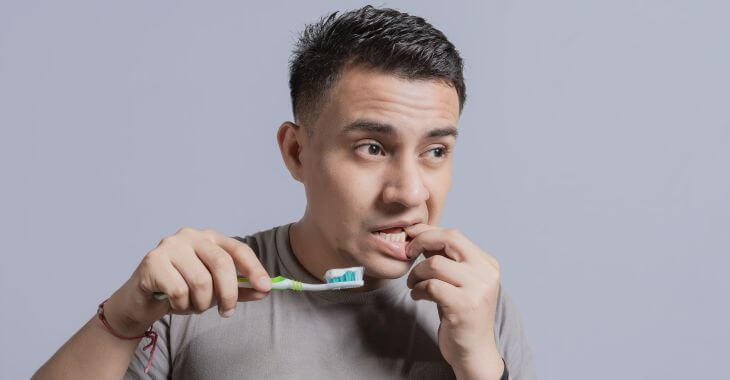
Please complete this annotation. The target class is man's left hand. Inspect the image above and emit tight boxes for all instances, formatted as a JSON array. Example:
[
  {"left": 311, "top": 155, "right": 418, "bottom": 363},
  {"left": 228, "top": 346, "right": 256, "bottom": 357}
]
[{"left": 405, "top": 223, "right": 505, "bottom": 380}]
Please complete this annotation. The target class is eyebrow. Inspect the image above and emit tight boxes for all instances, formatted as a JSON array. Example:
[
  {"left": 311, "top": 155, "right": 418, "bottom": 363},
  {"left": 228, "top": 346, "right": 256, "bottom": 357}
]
[{"left": 342, "top": 119, "right": 458, "bottom": 139}]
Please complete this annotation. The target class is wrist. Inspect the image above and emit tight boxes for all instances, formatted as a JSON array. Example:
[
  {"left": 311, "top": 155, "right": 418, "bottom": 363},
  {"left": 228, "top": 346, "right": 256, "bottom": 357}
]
[
  {"left": 97, "top": 290, "right": 163, "bottom": 375},
  {"left": 102, "top": 287, "right": 165, "bottom": 336},
  {"left": 101, "top": 296, "right": 153, "bottom": 337},
  {"left": 452, "top": 348, "right": 505, "bottom": 380}
]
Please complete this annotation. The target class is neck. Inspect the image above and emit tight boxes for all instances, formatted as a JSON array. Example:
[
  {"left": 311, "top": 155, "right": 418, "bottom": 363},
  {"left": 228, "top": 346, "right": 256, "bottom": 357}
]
[{"left": 289, "top": 216, "right": 391, "bottom": 292}]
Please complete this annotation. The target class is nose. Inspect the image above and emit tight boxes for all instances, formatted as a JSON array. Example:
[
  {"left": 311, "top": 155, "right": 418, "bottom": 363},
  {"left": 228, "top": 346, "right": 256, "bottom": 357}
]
[{"left": 381, "top": 157, "right": 429, "bottom": 208}]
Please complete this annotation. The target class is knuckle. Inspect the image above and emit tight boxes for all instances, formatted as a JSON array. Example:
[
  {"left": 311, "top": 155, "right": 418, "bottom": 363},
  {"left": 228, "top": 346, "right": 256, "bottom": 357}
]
[
  {"left": 201, "top": 228, "right": 218, "bottom": 238},
  {"left": 138, "top": 259, "right": 154, "bottom": 276},
  {"left": 191, "top": 272, "right": 212, "bottom": 289},
  {"left": 427, "top": 255, "right": 445, "bottom": 270},
  {"left": 141, "top": 250, "right": 158, "bottom": 266},
  {"left": 160, "top": 235, "right": 178, "bottom": 246},
  {"left": 170, "top": 286, "right": 188, "bottom": 301},
  {"left": 210, "top": 251, "right": 233, "bottom": 269},
  {"left": 141, "top": 250, "right": 164, "bottom": 271},
  {"left": 424, "top": 280, "right": 437, "bottom": 294},
  {"left": 176, "top": 226, "right": 196, "bottom": 236}
]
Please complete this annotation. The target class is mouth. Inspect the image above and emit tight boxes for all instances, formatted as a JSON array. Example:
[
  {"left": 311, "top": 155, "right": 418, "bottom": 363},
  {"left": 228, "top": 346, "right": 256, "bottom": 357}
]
[
  {"left": 373, "top": 227, "right": 412, "bottom": 242},
  {"left": 369, "top": 226, "right": 415, "bottom": 261}
]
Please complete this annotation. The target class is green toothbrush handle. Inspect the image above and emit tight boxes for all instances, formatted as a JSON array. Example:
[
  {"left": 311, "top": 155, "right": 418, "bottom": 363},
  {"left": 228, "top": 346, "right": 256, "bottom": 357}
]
[{"left": 152, "top": 276, "right": 290, "bottom": 300}]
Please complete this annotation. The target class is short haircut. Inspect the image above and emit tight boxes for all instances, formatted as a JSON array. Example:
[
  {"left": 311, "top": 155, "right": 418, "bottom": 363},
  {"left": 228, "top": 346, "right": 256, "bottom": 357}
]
[{"left": 288, "top": 5, "right": 466, "bottom": 128}]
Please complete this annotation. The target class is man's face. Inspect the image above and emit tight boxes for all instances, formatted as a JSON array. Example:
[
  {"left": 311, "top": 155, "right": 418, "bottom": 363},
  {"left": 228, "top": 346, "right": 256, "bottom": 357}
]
[{"left": 300, "top": 65, "right": 460, "bottom": 279}]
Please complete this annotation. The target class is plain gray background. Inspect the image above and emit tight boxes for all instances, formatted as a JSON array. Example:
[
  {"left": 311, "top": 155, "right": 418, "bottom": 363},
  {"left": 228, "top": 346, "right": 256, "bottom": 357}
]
[{"left": 1, "top": 0, "right": 728, "bottom": 379}]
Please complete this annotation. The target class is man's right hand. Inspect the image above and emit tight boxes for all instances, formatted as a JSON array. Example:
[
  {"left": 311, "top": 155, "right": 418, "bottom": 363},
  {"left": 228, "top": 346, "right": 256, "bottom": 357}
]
[{"left": 103, "top": 227, "right": 272, "bottom": 336}]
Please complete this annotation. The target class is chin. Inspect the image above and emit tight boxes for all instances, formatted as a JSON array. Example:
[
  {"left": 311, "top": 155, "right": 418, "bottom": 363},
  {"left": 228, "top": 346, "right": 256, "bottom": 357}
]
[{"left": 359, "top": 254, "right": 414, "bottom": 279}]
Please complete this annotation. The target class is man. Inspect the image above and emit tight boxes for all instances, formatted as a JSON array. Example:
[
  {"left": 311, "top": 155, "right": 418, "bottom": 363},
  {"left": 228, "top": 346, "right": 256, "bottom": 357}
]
[{"left": 34, "top": 5, "right": 535, "bottom": 379}]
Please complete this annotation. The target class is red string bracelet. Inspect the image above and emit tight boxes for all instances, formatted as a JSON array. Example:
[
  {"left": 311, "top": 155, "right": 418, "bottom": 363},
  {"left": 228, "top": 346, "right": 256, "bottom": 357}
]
[{"left": 97, "top": 298, "right": 158, "bottom": 374}]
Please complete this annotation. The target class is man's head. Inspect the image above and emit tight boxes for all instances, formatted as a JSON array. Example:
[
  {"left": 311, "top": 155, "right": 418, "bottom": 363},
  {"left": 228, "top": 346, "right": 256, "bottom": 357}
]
[
  {"left": 288, "top": 5, "right": 465, "bottom": 129},
  {"left": 278, "top": 6, "right": 465, "bottom": 280}
]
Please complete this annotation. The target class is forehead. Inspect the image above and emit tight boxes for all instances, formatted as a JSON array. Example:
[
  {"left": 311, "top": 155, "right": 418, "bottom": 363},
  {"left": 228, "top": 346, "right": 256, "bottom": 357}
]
[{"left": 316, "top": 66, "right": 460, "bottom": 134}]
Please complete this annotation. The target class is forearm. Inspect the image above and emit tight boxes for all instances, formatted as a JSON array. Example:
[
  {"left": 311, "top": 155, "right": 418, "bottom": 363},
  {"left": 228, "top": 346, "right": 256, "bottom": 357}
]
[
  {"left": 454, "top": 364, "right": 510, "bottom": 380},
  {"left": 451, "top": 348, "right": 506, "bottom": 380},
  {"left": 32, "top": 290, "right": 156, "bottom": 380},
  {"left": 32, "top": 314, "right": 142, "bottom": 379}
]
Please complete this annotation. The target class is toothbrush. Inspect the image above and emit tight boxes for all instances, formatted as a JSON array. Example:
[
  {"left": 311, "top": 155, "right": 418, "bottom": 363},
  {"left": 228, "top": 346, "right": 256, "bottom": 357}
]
[
  {"left": 152, "top": 266, "right": 364, "bottom": 300},
  {"left": 239, "top": 266, "right": 365, "bottom": 291}
]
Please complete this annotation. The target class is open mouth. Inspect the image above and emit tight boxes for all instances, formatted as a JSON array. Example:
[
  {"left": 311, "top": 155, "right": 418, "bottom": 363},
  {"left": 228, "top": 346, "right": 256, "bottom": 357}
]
[
  {"left": 369, "top": 226, "right": 414, "bottom": 261},
  {"left": 372, "top": 227, "right": 413, "bottom": 244}
]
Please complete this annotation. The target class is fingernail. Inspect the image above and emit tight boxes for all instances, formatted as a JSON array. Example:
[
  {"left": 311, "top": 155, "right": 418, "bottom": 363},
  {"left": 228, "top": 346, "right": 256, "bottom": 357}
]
[
  {"left": 220, "top": 308, "right": 235, "bottom": 318},
  {"left": 257, "top": 276, "right": 271, "bottom": 290}
]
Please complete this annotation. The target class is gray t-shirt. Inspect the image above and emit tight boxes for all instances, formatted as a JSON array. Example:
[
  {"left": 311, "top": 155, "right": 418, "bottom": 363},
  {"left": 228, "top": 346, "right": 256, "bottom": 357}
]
[{"left": 126, "top": 223, "right": 535, "bottom": 379}]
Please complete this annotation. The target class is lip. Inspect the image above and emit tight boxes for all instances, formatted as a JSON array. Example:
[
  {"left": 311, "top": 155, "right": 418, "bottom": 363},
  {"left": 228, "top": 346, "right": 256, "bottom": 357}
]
[
  {"left": 371, "top": 219, "right": 424, "bottom": 233},
  {"left": 369, "top": 232, "right": 410, "bottom": 261}
]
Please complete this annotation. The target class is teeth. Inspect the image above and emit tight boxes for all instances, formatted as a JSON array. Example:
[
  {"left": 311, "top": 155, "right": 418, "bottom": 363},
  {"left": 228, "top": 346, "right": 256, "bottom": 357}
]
[{"left": 376, "top": 231, "right": 406, "bottom": 243}]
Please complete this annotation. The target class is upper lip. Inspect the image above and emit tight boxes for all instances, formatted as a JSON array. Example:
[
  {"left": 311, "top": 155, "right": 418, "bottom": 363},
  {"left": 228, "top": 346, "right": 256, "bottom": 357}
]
[{"left": 371, "top": 219, "right": 424, "bottom": 232}]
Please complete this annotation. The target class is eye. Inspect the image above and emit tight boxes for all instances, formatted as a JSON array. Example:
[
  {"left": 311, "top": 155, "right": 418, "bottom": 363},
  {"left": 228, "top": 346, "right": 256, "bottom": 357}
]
[
  {"left": 355, "top": 143, "right": 385, "bottom": 156},
  {"left": 423, "top": 146, "right": 449, "bottom": 160},
  {"left": 430, "top": 147, "right": 445, "bottom": 158}
]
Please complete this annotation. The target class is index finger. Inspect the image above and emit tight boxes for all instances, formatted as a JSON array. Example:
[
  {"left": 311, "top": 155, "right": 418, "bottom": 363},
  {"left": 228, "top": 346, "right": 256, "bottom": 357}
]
[
  {"left": 404, "top": 224, "right": 478, "bottom": 262},
  {"left": 204, "top": 230, "right": 272, "bottom": 293}
]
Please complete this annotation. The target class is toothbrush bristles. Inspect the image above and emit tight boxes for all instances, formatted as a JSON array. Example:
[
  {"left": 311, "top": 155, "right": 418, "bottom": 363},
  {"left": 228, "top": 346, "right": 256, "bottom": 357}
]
[{"left": 325, "top": 268, "right": 363, "bottom": 284}]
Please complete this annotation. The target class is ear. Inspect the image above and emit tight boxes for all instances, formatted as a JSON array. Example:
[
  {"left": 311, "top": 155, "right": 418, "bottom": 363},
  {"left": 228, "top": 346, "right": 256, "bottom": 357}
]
[{"left": 277, "top": 121, "right": 306, "bottom": 182}]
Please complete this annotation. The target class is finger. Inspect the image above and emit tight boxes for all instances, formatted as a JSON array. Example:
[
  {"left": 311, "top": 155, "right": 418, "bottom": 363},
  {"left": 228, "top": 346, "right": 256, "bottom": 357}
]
[
  {"left": 207, "top": 231, "right": 272, "bottom": 293},
  {"left": 407, "top": 255, "right": 473, "bottom": 289},
  {"left": 403, "top": 224, "right": 438, "bottom": 260},
  {"left": 410, "top": 278, "right": 461, "bottom": 307},
  {"left": 237, "top": 288, "right": 270, "bottom": 302},
  {"left": 169, "top": 245, "right": 215, "bottom": 313},
  {"left": 153, "top": 260, "right": 191, "bottom": 312},
  {"left": 405, "top": 228, "right": 474, "bottom": 262},
  {"left": 404, "top": 222, "right": 438, "bottom": 238},
  {"left": 193, "top": 238, "right": 239, "bottom": 316},
  {"left": 405, "top": 225, "right": 499, "bottom": 270}
]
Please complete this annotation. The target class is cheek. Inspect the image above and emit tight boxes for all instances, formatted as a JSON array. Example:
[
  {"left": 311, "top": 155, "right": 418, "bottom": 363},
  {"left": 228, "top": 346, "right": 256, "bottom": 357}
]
[
  {"left": 334, "top": 163, "right": 380, "bottom": 210},
  {"left": 314, "top": 156, "right": 381, "bottom": 217}
]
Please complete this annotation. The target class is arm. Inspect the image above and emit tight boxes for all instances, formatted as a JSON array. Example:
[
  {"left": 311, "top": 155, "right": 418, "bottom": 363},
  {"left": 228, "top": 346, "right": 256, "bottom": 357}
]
[
  {"left": 452, "top": 356, "right": 510, "bottom": 380},
  {"left": 33, "top": 287, "right": 158, "bottom": 379},
  {"left": 404, "top": 223, "right": 512, "bottom": 380},
  {"left": 33, "top": 227, "right": 272, "bottom": 379}
]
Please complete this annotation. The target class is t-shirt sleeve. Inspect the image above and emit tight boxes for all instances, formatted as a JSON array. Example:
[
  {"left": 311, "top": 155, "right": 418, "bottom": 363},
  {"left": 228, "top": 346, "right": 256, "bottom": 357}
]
[
  {"left": 494, "top": 286, "right": 537, "bottom": 380},
  {"left": 124, "top": 314, "right": 172, "bottom": 379}
]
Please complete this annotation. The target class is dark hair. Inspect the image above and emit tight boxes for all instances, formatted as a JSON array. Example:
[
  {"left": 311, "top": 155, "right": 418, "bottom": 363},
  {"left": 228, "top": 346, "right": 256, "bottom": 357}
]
[{"left": 289, "top": 5, "right": 466, "bottom": 127}]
